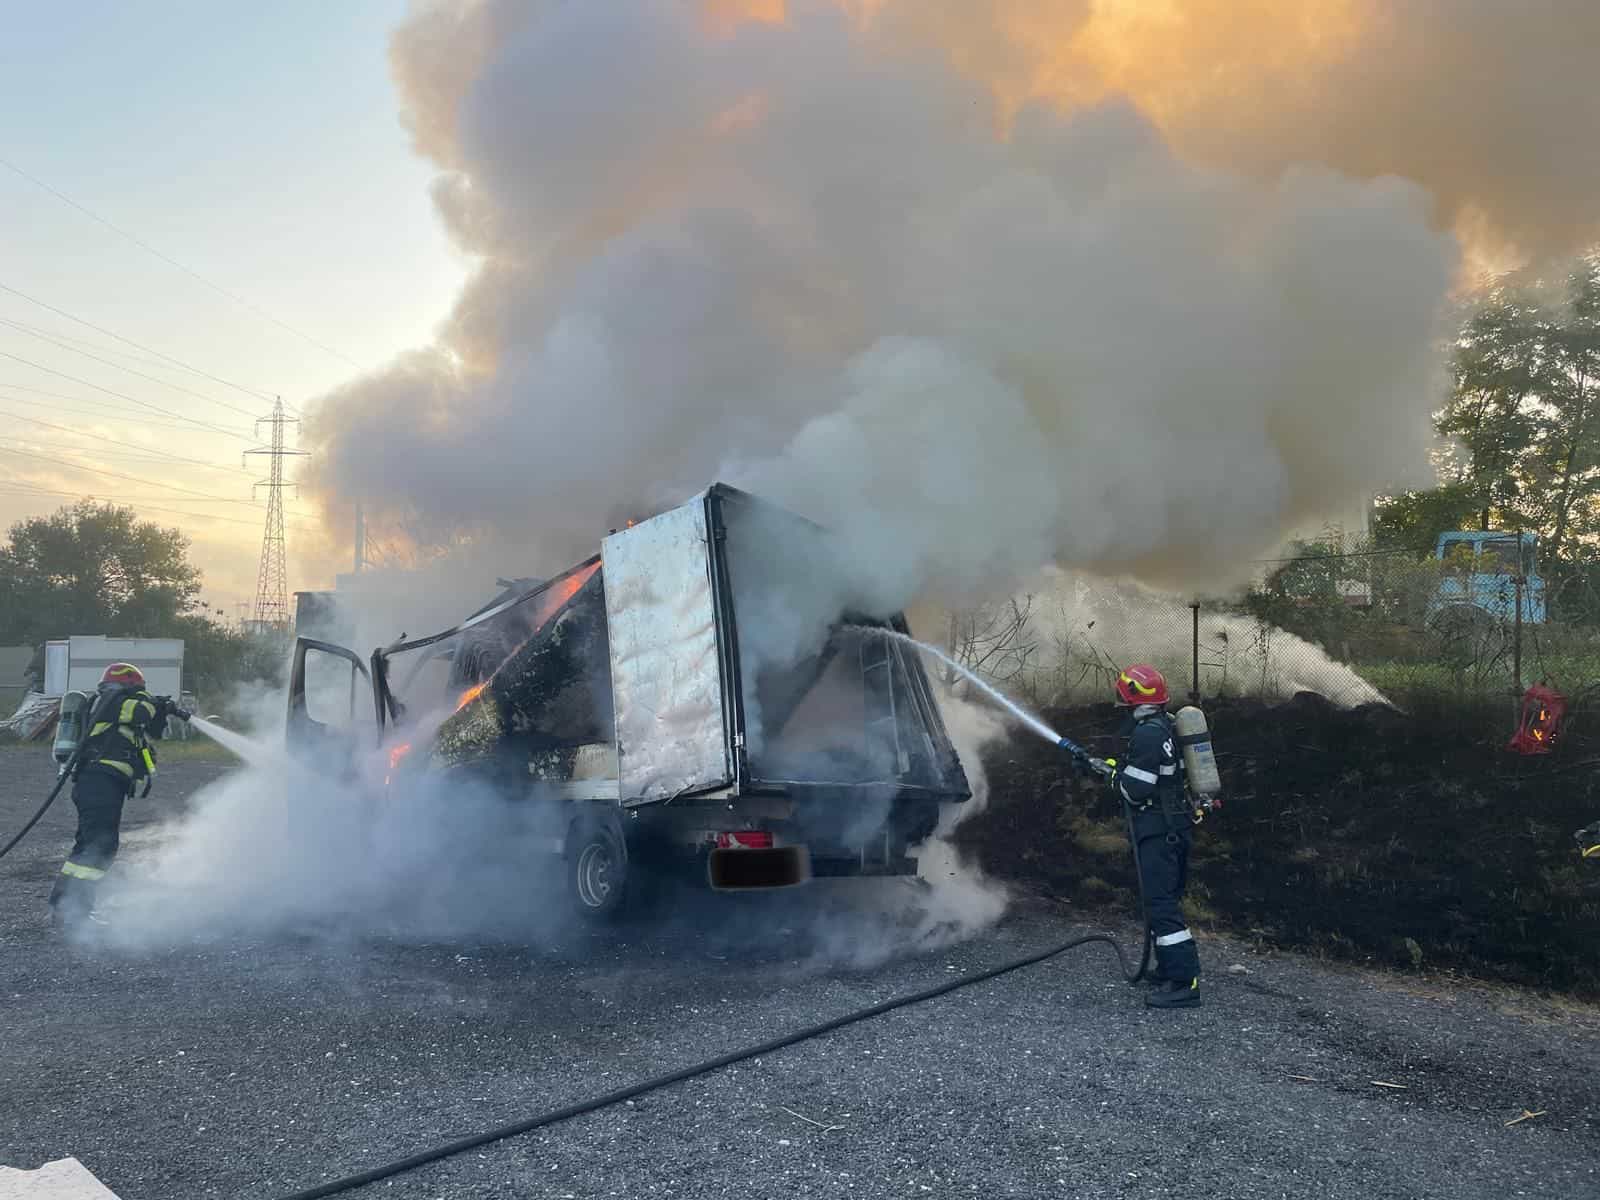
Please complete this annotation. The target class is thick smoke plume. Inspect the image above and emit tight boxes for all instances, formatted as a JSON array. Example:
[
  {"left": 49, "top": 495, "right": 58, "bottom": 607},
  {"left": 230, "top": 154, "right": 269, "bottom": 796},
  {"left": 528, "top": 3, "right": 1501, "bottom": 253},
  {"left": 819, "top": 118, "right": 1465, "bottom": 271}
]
[
  {"left": 304, "top": 0, "right": 1485, "bottom": 613},
  {"left": 860, "top": 0, "right": 1600, "bottom": 264}
]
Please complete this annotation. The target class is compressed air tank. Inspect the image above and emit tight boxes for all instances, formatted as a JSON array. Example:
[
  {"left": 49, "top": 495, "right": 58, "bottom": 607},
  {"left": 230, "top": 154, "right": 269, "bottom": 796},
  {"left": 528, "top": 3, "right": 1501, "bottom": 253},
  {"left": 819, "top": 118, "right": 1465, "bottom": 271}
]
[
  {"left": 1174, "top": 705, "right": 1222, "bottom": 799},
  {"left": 53, "top": 690, "right": 93, "bottom": 770}
]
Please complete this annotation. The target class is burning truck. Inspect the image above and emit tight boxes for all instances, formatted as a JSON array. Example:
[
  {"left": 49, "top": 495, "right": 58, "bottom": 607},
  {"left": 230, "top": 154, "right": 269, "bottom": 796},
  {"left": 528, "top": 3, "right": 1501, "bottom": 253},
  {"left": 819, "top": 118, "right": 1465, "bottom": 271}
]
[{"left": 287, "top": 484, "right": 970, "bottom": 918}]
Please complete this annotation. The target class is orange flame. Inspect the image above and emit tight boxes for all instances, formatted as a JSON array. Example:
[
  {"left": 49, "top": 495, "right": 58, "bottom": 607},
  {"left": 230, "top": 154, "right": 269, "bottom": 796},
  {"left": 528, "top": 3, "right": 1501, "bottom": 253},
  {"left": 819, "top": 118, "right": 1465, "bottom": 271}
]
[
  {"left": 384, "top": 741, "right": 413, "bottom": 788},
  {"left": 448, "top": 563, "right": 602, "bottom": 707}
]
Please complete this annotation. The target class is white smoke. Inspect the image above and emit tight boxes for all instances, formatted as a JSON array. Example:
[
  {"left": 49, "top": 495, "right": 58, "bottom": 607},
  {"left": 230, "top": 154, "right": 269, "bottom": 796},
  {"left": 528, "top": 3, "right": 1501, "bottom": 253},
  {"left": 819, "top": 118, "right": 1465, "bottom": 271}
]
[
  {"left": 1022, "top": 571, "right": 1391, "bottom": 709},
  {"left": 100, "top": 728, "right": 576, "bottom": 946},
  {"left": 305, "top": 0, "right": 1458, "bottom": 613}
]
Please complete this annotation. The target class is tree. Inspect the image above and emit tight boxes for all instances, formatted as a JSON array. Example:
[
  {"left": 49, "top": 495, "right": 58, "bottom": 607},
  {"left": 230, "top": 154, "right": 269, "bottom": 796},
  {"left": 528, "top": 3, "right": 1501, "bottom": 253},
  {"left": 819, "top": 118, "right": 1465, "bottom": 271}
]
[
  {"left": 0, "top": 501, "right": 202, "bottom": 644},
  {"left": 1527, "top": 257, "right": 1600, "bottom": 564},
  {"left": 1433, "top": 290, "right": 1542, "bottom": 531},
  {"left": 944, "top": 596, "right": 1038, "bottom": 692},
  {"left": 1379, "top": 251, "right": 1600, "bottom": 571},
  {"left": 0, "top": 500, "right": 285, "bottom": 701},
  {"left": 1372, "top": 482, "right": 1485, "bottom": 556}
]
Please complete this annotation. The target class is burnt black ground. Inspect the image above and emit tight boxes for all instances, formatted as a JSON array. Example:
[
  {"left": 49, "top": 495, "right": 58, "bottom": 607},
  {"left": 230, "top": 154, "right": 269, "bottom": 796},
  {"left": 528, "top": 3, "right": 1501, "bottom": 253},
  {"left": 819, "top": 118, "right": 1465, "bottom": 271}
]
[
  {"left": 962, "top": 695, "right": 1600, "bottom": 994},
  {"left": 1, "top": 745, "right": 1597, "bottom": 1200}
]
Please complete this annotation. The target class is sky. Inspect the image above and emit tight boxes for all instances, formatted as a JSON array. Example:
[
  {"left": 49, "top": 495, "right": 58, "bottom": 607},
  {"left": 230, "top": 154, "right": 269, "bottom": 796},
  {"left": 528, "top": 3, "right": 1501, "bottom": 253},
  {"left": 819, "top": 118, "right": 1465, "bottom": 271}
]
[{"left": 0, "top": 0, "right": 465, "bottom": 622}]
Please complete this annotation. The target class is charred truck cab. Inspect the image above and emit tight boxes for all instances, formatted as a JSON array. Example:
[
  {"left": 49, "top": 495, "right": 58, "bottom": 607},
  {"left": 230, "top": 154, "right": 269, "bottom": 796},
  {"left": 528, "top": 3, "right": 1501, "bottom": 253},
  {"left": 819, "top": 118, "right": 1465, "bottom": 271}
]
[{"left": 287, "top": 484, "right": 970, "bottom": 918}]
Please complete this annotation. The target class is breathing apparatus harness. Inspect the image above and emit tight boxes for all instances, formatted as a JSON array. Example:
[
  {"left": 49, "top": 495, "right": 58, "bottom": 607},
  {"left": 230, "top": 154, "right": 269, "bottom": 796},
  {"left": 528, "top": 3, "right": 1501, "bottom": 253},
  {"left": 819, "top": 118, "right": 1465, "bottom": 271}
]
[{"left": 0, "top": 687, "right": 189, "bottom": 863}]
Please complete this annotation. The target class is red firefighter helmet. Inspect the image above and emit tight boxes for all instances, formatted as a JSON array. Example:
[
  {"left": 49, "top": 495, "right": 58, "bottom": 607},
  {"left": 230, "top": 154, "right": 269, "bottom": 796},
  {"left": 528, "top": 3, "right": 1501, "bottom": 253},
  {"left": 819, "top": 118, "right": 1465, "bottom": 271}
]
[
  {"left": 100, "top": 662, "right": 145, "bottom": 689},
  {"left": 1115, "top": 664, "right": 1168, "bottom": 707}
]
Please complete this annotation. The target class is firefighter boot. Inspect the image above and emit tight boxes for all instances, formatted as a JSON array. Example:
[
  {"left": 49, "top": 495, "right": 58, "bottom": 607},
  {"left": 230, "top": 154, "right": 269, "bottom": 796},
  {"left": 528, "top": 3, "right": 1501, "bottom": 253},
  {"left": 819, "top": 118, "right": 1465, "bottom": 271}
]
[
  {"left": 48, "top": 873, "right": 94, "bottom": 933},
  {"left": 1146, "top": 977, "right": 1202, "bottom": 1009}
]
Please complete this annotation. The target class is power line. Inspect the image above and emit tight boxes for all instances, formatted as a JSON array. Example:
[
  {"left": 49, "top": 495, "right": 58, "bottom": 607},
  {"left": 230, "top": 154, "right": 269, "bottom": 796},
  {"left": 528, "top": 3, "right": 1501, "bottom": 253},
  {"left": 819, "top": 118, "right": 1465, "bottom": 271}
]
[
  {"left": 0, "top": 484, "right": 319, "bottom": 530},
  {"left": 0, "top": 411, "right": 257, "bottom": 476},
  {"left": 0, "top": 452, "right": 315, "bottom": 512},
  {"left": 0, "top": 438, "right": 257, "bottom": 475},
  {"left": 0, "top": 155, "right": 362, "bottom": 369},
  {"left": 0, "top": 316, "right": 263, "bottom": 420},
  {"left": 0, "top": 475, "right": 319, "bottom": 524},
  {"left": 0, "top": 280, "right": 277, "bottom": 401},
  {"left": 0, "top": 313, "right": 186, "bottom": 375},
  {"left": 0, "top": 351, "right": 252, "bottom": 438},
  {"left": 0, "top": 383, "right": 245, "bottom": 434},
  {"left": 0, "top": 443, "right": 270, "bottom": 502}
]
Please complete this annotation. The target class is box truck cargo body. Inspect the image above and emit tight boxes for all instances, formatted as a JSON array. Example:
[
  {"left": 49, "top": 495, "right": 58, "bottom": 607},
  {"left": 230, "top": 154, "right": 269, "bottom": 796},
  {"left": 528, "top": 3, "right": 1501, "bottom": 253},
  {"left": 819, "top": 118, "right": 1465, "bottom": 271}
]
[{"left": 287, "top": 485, "right": 969, "bottom": 918}]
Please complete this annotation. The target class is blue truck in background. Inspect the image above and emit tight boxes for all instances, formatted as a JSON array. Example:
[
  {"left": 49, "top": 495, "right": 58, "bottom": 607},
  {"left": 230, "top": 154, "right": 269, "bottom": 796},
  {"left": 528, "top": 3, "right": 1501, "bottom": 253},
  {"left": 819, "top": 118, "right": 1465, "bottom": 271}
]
[{"left": 1432, "top": 530, "right": 1546, "bottom": 624}]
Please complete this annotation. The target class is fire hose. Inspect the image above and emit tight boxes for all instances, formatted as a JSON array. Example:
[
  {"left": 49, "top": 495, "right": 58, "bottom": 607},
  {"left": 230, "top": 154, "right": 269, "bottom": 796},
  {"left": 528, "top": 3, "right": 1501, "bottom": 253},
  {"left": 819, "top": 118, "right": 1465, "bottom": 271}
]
[
  {"left": 1058, "top": 734, "right": 1156, "bottom": 985},
  {"left": 0, "top": 765, "right": 76, "bottom": 862},
  {"left": 268, "top": 738, "right": 1156, "bottom": 1200},
  {"left": 269, "top": 925, "right": 1147, "bottom": 1200},
  {"left": 0, "top": 696, "right": 190, "bottom": 864}
]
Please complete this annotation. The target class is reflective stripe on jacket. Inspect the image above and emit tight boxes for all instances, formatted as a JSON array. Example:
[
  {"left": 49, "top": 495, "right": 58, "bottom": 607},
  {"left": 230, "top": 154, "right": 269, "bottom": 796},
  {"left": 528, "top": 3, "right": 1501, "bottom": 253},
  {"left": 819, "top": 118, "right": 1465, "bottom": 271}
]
[
  {"left": 1118, "top": 710, "right": 1183, "bottom": 810},
  {"left": 81, "top": 687, "right": 164, "bottom": 782}
]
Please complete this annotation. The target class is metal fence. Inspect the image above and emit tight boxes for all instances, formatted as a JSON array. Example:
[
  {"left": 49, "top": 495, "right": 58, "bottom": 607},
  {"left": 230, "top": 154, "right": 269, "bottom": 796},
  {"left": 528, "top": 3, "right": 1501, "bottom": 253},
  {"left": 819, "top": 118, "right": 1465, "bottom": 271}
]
[{"left": 945, "top": 540, "right": 1600, "bottom": 711}]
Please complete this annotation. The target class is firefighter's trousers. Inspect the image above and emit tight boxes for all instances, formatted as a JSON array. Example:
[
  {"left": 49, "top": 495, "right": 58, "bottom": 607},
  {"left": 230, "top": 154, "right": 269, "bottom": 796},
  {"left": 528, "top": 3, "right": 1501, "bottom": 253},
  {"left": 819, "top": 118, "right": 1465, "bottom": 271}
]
[
  {"left": 1132, "top": 815, "right": 1200, "bottom": 984},
  {"left": 48, "top": 769, "right": 129, "bottom": 923}
]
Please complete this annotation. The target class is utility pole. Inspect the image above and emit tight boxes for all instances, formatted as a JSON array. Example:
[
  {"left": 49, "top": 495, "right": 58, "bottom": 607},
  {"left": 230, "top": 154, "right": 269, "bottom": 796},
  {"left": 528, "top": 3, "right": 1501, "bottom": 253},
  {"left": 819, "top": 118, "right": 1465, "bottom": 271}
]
[
  {"left": 245, "top": 397, "right": 308, "bottom": 632},
  {"left": 354, "top": 503, "right": 366, "bottom": 575}
]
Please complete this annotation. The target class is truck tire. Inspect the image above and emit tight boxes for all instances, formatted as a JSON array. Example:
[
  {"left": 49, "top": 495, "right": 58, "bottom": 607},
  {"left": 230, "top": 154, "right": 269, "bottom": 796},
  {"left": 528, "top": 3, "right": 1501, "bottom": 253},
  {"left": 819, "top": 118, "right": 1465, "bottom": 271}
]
[{"left": 566, "top": 811, "right": 629, "bottom": 920}]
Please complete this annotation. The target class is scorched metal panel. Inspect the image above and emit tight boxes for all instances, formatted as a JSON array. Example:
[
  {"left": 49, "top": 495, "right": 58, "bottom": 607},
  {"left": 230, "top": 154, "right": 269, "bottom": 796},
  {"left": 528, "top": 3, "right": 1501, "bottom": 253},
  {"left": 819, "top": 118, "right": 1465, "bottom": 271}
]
[{"left": 602, "top": 497, "right": 733, "bottom": 804}]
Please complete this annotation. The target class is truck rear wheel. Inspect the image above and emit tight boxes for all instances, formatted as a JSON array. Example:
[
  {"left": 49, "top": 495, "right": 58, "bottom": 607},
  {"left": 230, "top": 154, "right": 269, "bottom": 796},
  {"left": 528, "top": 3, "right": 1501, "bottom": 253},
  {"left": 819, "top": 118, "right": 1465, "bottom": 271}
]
[{"left": 567, "top": 813, "right": 629, "bottom": 920}]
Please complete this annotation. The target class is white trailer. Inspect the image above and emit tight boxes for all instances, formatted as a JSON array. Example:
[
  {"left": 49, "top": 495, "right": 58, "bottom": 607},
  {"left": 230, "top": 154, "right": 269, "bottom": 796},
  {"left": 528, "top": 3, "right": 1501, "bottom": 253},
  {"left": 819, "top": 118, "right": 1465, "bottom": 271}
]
[{"left": 43, "top": 637, "right": 184, "bottom": 698}]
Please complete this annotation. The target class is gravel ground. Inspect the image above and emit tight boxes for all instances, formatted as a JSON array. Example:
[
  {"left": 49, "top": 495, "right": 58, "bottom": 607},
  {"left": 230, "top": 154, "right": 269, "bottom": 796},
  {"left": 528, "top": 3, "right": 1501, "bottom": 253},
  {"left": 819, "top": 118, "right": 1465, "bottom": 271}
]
[{"left": 1, "top": 747, "right": 1597, "bottom": 1200}]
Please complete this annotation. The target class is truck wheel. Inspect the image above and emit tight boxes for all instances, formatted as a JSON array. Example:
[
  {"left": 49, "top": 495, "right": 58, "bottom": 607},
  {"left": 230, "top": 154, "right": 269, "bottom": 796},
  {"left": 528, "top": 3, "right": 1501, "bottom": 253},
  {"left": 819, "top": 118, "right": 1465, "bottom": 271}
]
[{"left": 567, "top": 814, "right": 629, "bottom": 919}]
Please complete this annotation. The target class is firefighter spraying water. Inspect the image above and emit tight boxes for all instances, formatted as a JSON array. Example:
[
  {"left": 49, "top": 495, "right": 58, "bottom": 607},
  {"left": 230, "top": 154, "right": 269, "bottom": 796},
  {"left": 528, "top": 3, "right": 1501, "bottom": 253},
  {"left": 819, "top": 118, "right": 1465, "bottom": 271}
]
[
  {"left": 860, "top": 632, "right": 1223, "bottom": 1007},
  {"left": 0, "top": 663, "right": 201, "bottom": 938},
  {"left": 43, "top": 664, "right": 190, "bottom": 931}
]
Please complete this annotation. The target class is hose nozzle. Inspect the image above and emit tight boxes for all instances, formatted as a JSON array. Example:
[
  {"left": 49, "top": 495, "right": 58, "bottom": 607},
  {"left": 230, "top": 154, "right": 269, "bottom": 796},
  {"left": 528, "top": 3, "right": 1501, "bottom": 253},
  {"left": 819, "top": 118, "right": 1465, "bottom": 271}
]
[{"left": 1058, "top": 736, "right": 1113, "bottom": 778}]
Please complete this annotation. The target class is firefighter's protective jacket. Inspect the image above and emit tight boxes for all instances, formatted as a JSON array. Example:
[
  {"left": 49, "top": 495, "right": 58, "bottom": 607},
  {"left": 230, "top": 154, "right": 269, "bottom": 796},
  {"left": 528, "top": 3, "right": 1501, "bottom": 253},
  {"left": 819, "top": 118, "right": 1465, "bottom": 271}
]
[
  {"left": 79, "top": 685, "right": 168, "bottom": 788},
  {"left": 1116, "top": 707, "right": 1185, "bottom": 829}
]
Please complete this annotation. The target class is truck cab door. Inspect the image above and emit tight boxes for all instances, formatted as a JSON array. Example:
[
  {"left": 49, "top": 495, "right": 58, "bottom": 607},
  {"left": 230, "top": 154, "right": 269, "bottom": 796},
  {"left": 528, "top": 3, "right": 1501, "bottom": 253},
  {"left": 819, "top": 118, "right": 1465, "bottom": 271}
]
[{"left": 287, "top": 637, "right": 376, "bottom": 764}]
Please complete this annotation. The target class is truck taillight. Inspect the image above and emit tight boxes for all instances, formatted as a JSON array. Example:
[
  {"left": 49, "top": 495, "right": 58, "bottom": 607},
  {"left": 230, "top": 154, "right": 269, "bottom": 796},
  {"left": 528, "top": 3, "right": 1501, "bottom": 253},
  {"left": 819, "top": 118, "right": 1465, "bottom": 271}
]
[{"left": 715, "top": 830, "right": 773, "bottom": 850}]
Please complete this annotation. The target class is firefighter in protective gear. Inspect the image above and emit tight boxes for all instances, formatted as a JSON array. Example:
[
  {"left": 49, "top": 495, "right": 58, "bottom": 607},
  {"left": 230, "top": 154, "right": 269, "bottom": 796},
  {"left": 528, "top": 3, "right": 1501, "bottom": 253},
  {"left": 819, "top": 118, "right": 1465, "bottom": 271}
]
[
  {"left": 1109, "top": 664, "right": 1201, "bottom": 1009},
  {"left": 48, "top": 663, "right": 169, "bottom": 929},
  {"left": 1578, "top": 821, "right": 1600, "bottom": 861}
]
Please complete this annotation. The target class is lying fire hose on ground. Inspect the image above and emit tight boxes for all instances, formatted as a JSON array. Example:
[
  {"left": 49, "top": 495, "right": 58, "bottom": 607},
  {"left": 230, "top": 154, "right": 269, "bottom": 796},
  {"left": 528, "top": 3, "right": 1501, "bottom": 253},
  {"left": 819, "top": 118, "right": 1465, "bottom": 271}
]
[
  {"left": 0, "top": 769, "right": 76, "bottom": 863},
  {"left": 0, "top": 694, "right": 93, "bottom": 863},
  {"left": 270, "top": 923, "right": 1147, "bottom": 1200},
  {"left": 269, "top": 726, "right": 1185, "bottom": 1200}
]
